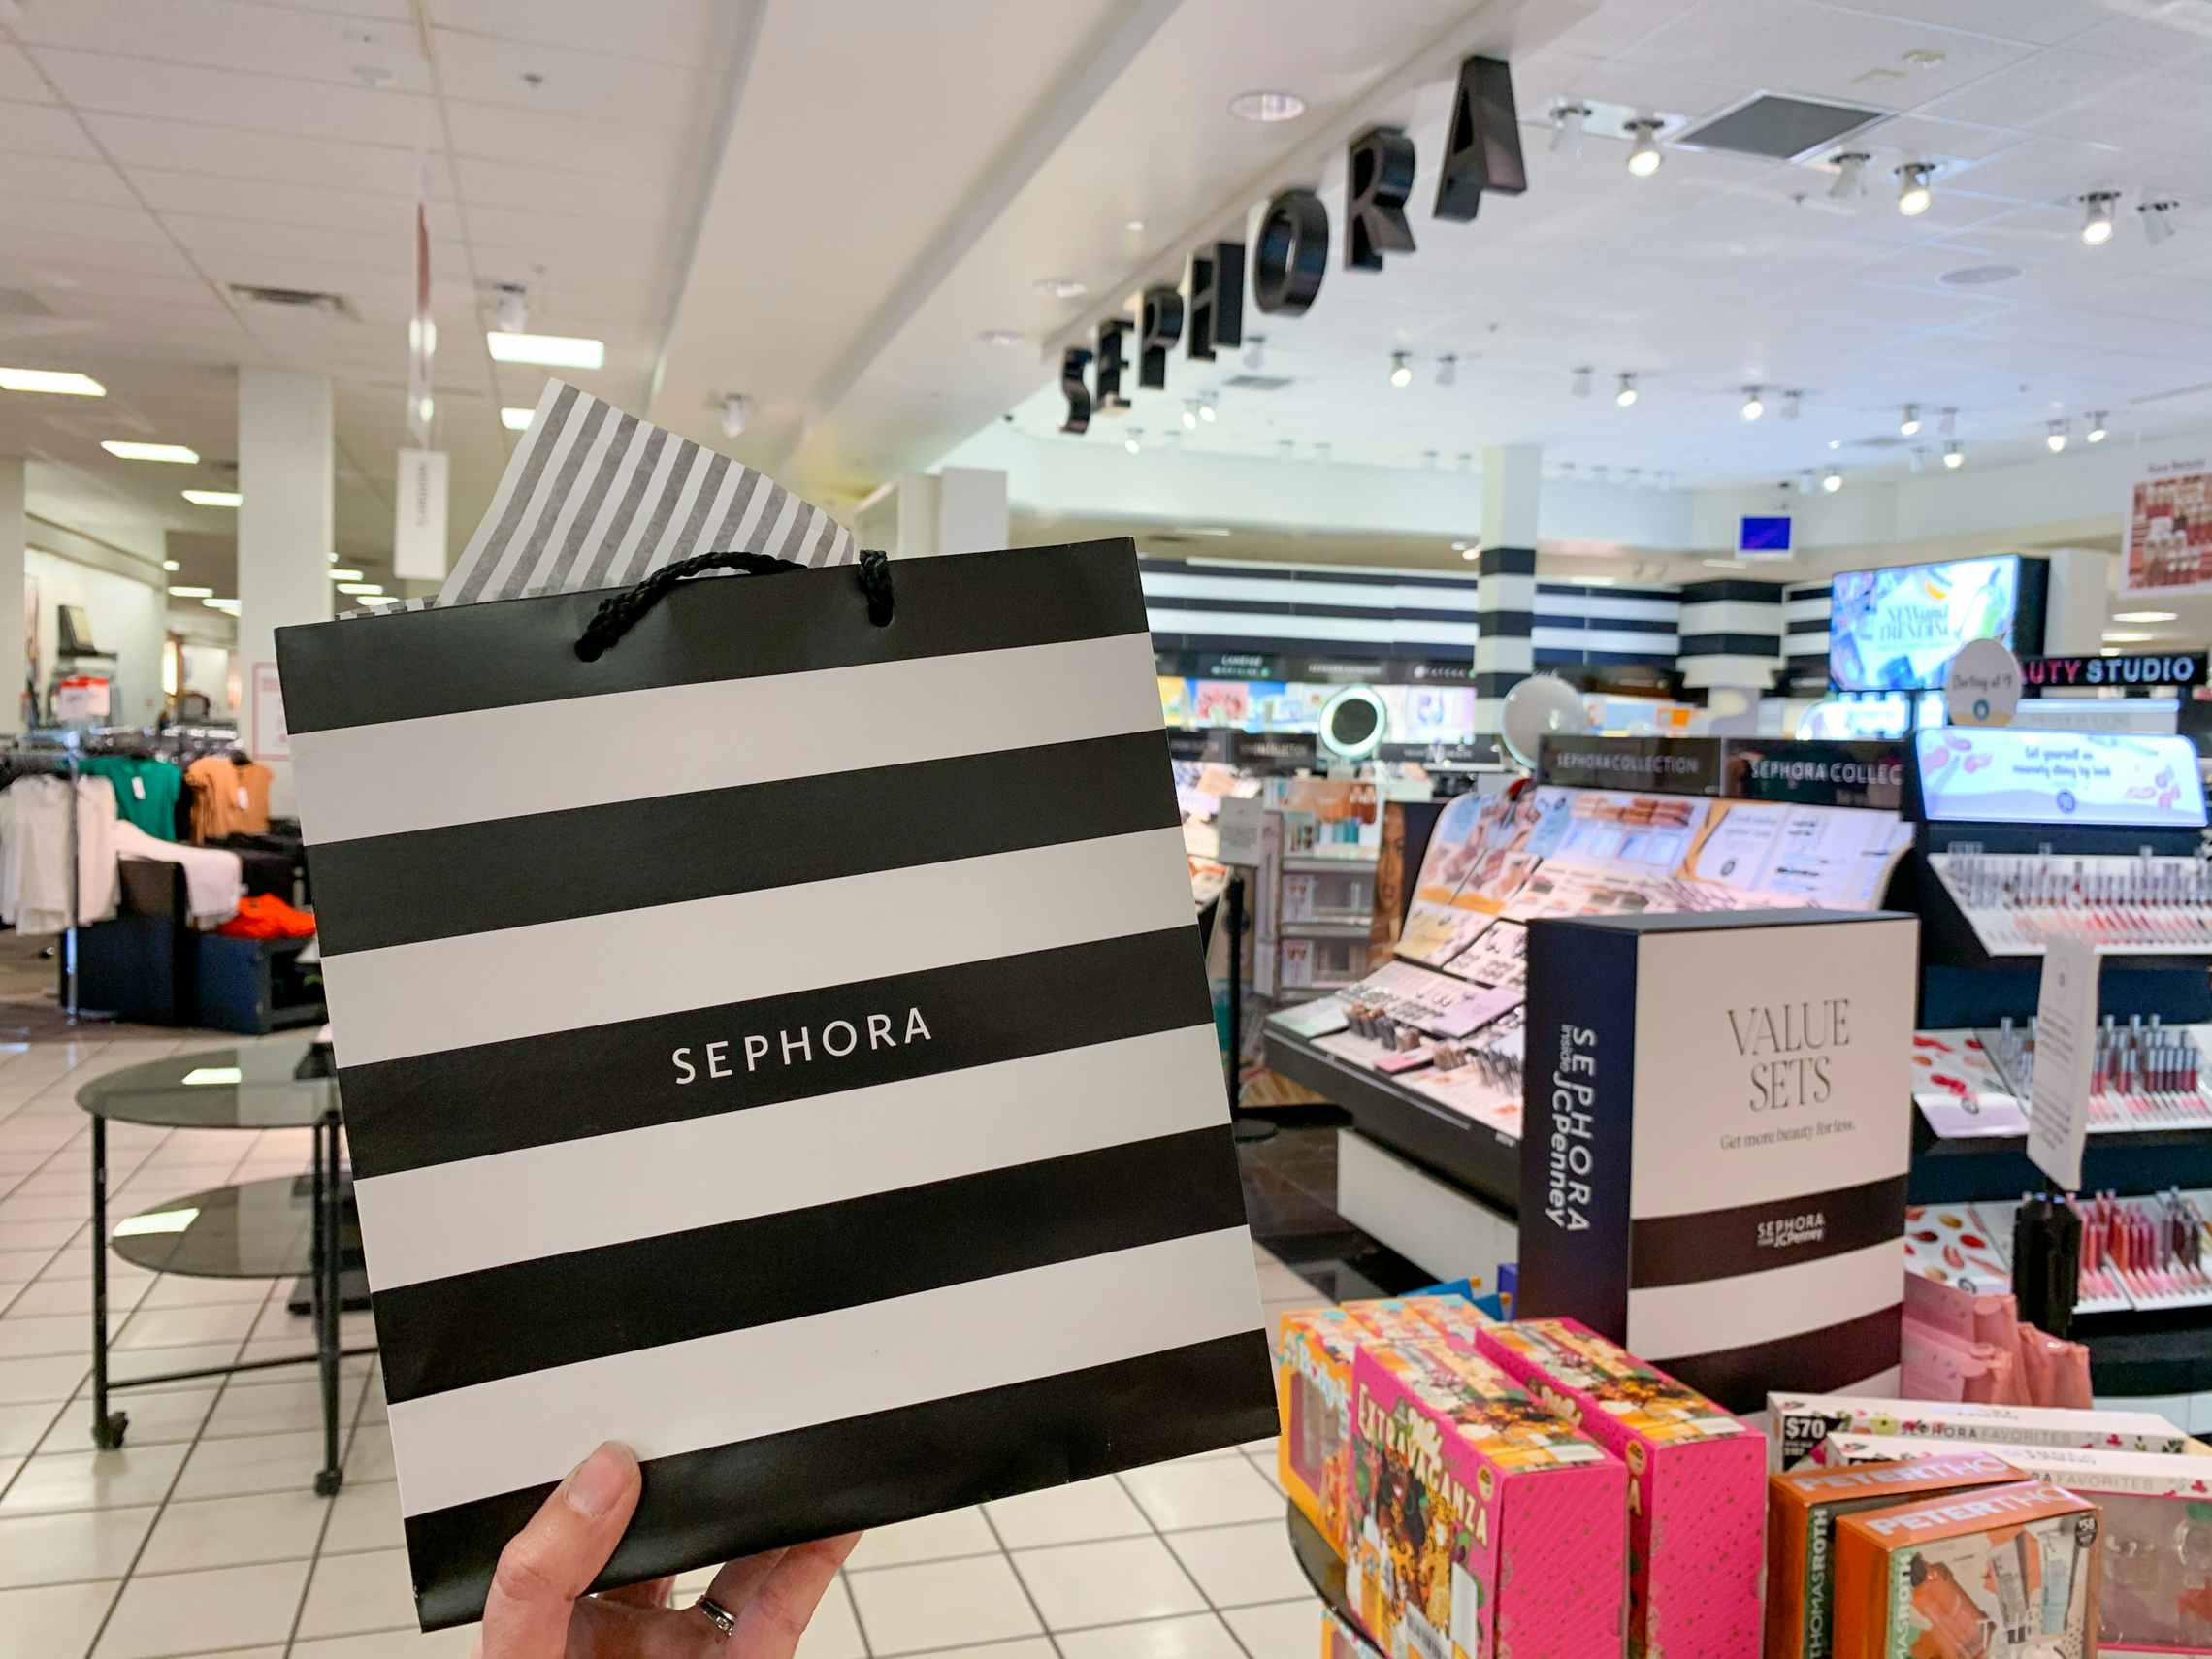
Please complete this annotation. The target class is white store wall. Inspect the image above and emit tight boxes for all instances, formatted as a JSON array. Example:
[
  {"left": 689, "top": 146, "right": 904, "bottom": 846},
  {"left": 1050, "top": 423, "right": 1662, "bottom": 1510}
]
[{"left": 23, "top": 547, "right": 166, "bottom": 728}]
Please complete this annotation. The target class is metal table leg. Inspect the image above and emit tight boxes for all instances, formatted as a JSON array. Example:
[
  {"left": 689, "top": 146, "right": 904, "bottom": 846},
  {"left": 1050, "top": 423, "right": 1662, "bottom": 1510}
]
[
  {"left": 88, "top": 1115, "right": 127, "bottom": 1449},
  {"left": 312, "top": 1109, "right": 342, "bottom": 1496}
]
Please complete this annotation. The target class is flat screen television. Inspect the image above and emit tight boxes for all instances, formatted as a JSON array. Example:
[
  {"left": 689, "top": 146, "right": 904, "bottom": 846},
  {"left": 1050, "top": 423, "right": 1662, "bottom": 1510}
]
[
  {"left": 1828, "top": 554, "right": 2046, "bottom": 691},
  {"left": 1739, "top": 514, "right": 1792, "bottom": 555}
]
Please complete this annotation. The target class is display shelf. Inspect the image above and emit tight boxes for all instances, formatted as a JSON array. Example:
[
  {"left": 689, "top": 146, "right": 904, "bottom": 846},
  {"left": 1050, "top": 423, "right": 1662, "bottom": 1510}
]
[
  {"left": 1265, "top": 1025, "right": 1519, "bottom": 1215},
  {"left": 1283, "top": 854, "right": 1379, "bottom": 873},
  {"left": 1280, "top": 921, "right": 1373, "bottom": 939},
  {"left": 1907, "top": 1114, "right": 2212, "bottom": 1204},
  {"left": 2072, "top": 1310, "right": 2212, "bottom": 1398},
  {"left": 1287, "top": 1505, "right": 1381, "bottom": 1658}
]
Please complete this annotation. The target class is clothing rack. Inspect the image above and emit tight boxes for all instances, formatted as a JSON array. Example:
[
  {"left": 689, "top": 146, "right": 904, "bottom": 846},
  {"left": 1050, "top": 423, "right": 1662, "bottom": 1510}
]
[{"left": 0, "top": 733, "right": 112, "bottom": 1023}]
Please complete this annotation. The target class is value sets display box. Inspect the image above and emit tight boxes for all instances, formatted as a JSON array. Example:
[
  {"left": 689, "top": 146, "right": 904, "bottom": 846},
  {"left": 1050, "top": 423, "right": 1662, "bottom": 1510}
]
[{"left": 1519, "top": 909, "right": 1918, "bottom": 1412}]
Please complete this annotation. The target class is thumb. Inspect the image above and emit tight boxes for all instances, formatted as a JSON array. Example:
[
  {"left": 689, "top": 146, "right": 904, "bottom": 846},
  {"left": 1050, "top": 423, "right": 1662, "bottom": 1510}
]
[{"left": 479, "top": 1443, "right": 642, "bottom": 1659}]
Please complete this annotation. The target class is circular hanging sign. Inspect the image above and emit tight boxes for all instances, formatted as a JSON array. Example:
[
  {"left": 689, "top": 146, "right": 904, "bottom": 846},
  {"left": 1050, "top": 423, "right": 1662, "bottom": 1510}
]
[{"left": 1946, "top": 637, "right": 2021, "bottom": 728}]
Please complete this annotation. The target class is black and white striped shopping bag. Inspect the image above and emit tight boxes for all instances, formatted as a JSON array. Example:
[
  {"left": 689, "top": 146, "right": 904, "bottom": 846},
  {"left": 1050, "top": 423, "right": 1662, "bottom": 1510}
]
[{"left": 276, "top": 424, "right": 1270, "bottom": 1630}]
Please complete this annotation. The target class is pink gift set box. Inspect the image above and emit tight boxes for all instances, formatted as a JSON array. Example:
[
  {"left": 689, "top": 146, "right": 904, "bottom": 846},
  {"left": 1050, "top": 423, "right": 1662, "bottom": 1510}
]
[
  {"left": 1479, "top": 1317, "right": 1767, "bottom": 1659},
  {"left": 1350, "top": 1339, "right": 1626, "bottom": 1659}
]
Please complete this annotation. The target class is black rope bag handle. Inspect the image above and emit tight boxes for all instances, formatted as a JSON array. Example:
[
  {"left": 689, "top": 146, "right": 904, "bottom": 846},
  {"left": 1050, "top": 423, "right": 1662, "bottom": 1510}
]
[{"left": 574, "top": 548, "right": 894, "bottom": 661}]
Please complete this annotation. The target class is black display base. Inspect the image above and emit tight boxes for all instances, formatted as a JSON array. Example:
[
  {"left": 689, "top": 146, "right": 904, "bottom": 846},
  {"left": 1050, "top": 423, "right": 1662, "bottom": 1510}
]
[
  {"left": 1287, "top": 1505, "right": 1379, "bottom": 1655},
  {"left": 1263, "top": 1028, "right": 1519, "bottom": 1217},
  {"left": 2074, "top": 1306, "right": 2212, "bottom": 1397},
  {"left": 1908, "top": 1113, "right": 2212, "bottom": 1203},
  {"left": 287, "top": 1267, "right": 372, "bottom": 1317}
]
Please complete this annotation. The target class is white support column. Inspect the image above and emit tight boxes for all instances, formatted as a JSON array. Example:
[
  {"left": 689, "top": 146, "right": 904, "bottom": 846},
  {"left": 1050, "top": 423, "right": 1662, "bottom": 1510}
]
[
  {"left": 1471, "top": 445, "right": 1541, "bottom": 744},
  {"left": 934, "top": 468, "right": 1008, "bottom": 558},
  {"left": 0, "top": 458, "right": 23, "bottom": 733},
  {"left": 2041, "top": 547, "right": 2109, "bottom": 656},
  {"left": 237, "top": 370, "right": 334, "bottom": 806}
]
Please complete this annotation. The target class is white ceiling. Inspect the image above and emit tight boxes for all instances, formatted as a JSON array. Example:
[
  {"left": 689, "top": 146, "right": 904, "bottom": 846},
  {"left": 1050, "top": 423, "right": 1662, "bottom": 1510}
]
[
  {"left": 0, "top": 0, "right": 2204, "bottom": 612},
  {"left": 993, "top": 0, "right": 2212, "bottom": 490},
  {"left": 0, "top": 0, "right": 745, "bottom": 588}
]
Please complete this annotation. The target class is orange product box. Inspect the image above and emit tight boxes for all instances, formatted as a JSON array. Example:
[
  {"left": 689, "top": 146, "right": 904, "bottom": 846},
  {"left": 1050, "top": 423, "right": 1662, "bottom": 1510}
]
[
  {"left": 1832, "top": 1480, "right": 2101, "bottom": 1659},
  {"left": 1766, "top": 1451, "right": 2024, "bottom": 1659},
  {"left": 1274, "top": 1298, "right": 1495, "bottom": 1556}
]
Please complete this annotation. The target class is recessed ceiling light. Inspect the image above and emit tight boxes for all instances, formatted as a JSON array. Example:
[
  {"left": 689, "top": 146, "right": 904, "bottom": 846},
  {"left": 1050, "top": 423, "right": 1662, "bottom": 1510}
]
[
  {"left": 1034, "top": 277, "right": 1087, "bottom": 300},
  {"left": 181, "top": 489, "right": 241, "bottom": 507},
  {"left": 162, "top": 559, "right": 179, "bottom": 572},
  {"left": 0, "top": 368, "right": 105, "bottom": 396},
  {"left": 1940, "top": 264, "right": 2020, "bottom": 287},
  {"left": 1174, "top": 527, "right": 1232, "bottom": 537},
  {"left": 1123, "top": 429, "right": 1141, "bottom": 456},
  {"left": 2103, "top": 630, "right": 2155, "bottom": 642},
  {"left": 1460, "top": 545, "right": 1481, "bottom": 562},
  {"left": 1740, "top": 386, "right": 1765, "bottom": 421},
  {"left": 977, "top": 329, "right": 1024, "bottom": 346},
  {"left": 328, "top": 568, "right": 364, "bottom": 581},
  {"left": 1704, "top": 558, "right": 1748, "bottom": 569},
  {"left": 1123, "top": 218, "right": 1146, "bottom": 232},
  {"left": 2100, "top": 647, "right": 2123, "bottom": 656},
  {"left": 1822, "top": 469, "right": 1843, "bottom": 493},
  {"left": 202, "top": 597, "right": 239, "bottom": 612},
  {"left": 1228, "top": 89, "right": 1306, "bottom": 123},
  {"left": 2114, "top": 610, "right": 2177, "bottom": 623},
  {"left": 1943, "top": 441, "right": 1965, "bottom": 469},
  {"left": 1388, "top": 351, "right": 1413, "bottom": 389},
  {"left": 485, "top": 331, "right": 605, "bottom": 369},
  {"left": 1896, "top": 162, "right": 1935, "bottom": 217},
  {"left": 1449, "top": 540, "right": 1468, "bottom": 551},
  {"left": 1181, "top": 400, "right": 1199, "bottom": 430},
  {"left": 101, "top": 440, "right": 199, "bottom": 463},
  {"left": 1828, "top": 438, "right": 1842, "bottom": 450},
  {"left": 1198, "top": 393, "right": 1218, "bottom": 423},
  {"left": 1580, "top": 576, "right": 1617, "bottom": 586},
  {"left": 2079, "top": 190, "right": 2120, "bottom": 246},
  {"left": 2046, "top": 419, "right": 2068, "bottom": 453},
  {"left": 168, "top": 585, "right": 214, "bottom": 599},
  {"left": 499, "top": 406, "right": 534, "bottom": 431},
  {"left": 338, "top": 582, "right": 385, "bottom": 596},
  {"left": 1624, "top": 117, "right": 1664, "bottom": 177}
]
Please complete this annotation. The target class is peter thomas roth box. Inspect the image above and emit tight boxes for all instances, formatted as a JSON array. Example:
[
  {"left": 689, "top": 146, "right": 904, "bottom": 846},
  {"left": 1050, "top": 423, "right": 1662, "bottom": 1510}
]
[
  {"left": 1350, "top": 1341, "right": 1626, "bottom": 1659},
  {"left": 1518, "top": 910, "right": 1918, "bottom": 1412},
  {"left": 1478, "top": 1317, "right": 1765, "bottom": 1658}
]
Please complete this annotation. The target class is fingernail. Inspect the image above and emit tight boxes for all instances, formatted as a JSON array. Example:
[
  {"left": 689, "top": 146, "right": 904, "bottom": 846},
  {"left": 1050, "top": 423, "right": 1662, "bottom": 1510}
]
[{"left": 561, "top": 1443, "right": 634, "bottom": 1519}]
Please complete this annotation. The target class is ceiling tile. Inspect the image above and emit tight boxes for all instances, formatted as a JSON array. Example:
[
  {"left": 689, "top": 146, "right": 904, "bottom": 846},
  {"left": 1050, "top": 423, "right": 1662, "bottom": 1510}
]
[
  {"left": 2056, "top": 10, "right": 2212, "bottom": 61},
  {"left": 0, "top": 155, "right": 140, "bottom": 208},
  {"left": 1811, "top": 0, "right": 2111, "bottom": 46},
  {"left": 439, "top": 97, "right": 685, "bottom": 178},
  {"left": 34, "top": 49, "right": 431, "bottom": 145},
  {"left": 0, "top": 45, "right": 55, "bottom": 103},
  {"left": 1944, "top": 133, "right": 2128, "bottom": 203},
  {"left": 425, "top": 0, "right": 736, "bottom": 67},
  {"left": 14, "top": 1, "right": 433, "bottom": 93},
  {"left": 15, "top": 269, "right": 225, "bottom": 310},
  {"left": 0, "top": 99, "right": 101, "bottom": 159},
  {"left": 0, "top": 195, "right": 169, "bottom": 244},
  {"left": 88, "top": 114, "right": 456, "bottom": 197},
  {"left": 428, "top": 28, "right": 708, "bottom": 124},
  {"left": 133, "top": 171, "right": 464, "bottom": 239},
  {"left": 1611, "top": 0, "right": 2040, "bottom": 108},
  {"left": 452, "top": 154, "right": 669, "bottom": 218},
  {"left": 1916, "top": 47, "right": 2151, "bottom": 130},
  {"left": 162, "top": 211, "right": 458, "bottom": 275}
]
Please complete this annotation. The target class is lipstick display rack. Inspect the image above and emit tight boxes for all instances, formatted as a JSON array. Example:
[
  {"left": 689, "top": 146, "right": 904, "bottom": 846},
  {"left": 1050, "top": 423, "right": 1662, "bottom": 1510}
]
[
  {"left": 1910, "top": 1190, "right": 2212, "bottom": 1317},
  {"left": 1978, "top": 1015, "right": 2212, "bottom": 1134},
  {"left": 1928, "top": 847, "right": 2212, "bottom": 958}
]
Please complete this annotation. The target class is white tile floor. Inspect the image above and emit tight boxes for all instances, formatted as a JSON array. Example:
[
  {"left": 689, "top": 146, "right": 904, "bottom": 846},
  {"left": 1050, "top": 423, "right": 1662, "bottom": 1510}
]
[{"left": 0, "top": 1032, "right": 1342, "bottom": 1658}]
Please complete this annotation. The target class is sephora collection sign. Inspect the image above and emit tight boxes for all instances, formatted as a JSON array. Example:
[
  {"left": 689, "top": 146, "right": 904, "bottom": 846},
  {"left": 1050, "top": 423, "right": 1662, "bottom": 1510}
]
[{"left": 1520, "top": 909, "right": 1917, "bottom": 1412}]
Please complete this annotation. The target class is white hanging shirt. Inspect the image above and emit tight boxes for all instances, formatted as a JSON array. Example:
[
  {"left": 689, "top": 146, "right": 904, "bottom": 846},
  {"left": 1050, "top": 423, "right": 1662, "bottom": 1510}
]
[{"left": 0, "top": 776, "right": 119, "bottom": 935}]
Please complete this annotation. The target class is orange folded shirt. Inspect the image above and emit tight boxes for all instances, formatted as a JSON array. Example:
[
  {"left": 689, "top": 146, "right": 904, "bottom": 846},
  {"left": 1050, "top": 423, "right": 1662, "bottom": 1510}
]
[{"left": 216, "top": 894, "right": 317, "bottom": 941}]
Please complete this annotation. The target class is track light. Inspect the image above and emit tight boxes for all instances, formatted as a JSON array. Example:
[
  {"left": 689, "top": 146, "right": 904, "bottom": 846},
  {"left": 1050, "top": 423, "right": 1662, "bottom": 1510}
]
[
  {"left": 1572, "top": 365, "right": 1593, "bottom": 399},
  {"left": 2079, "top": 191, "right": 2120, "bottom": 246},
  {"left": 1241, "top": 335, "right": 1266, "bottom": 372},
  {"left": 1740, "top": 386, "right": 1765, "bottom": 421},
  {"left": 1781, "top": 389, "right": 1802, "bottom": 421},
  {"left": 1550, "top": 101, "right": 1590, "bottom": 155},
  {"left": 1896, "top": 163, "right": 1935, "bottom": 217},
  {"left": 1939, "top": 407, "right": 1958, "bottom": 439},
  {"left": 1895, "top": 404, "right": 1919, "bottom": 437},
  {"left": 1797, "top": 470, "right": 1815, "bottom": 496},
  {"left": 1625, "top": 117, "right": 1664, "bottom": 178},
  {"left": 2046, "top": 420, "right": 2068, "bottom": 453},
  {"left": 1907, "top": 447, "right": 1927, "bottom": 474},
  {"left": 1822, "top": 469, "right": 1843, "bottom": 493},
  {"left": 1388, "top": 351, "right": 1413, "bottom": 389},
  {"left": 493, "top": 282, "right": 528, "bottom": 334},
  {"left": 2087, "top": 411, "right": 2108, "bottom": 443},
  {"left": 1435, "top": 353, "right": 1457, "bottom": 388},
  {"left": 1124, "top": 429, "right": 1142, "bottom": 455},
  {"left": 1943, "top": 442, "right": 1965, "bottom": 469},
  {"left": 1182, "top": 401, "right": 1199, "bottom": 430},
  {"left": 1614, "top": 372, "right": 1639, "bottom": 407},
  {"left": 719, "top": 394, "right": 748, "bottom": 439},
  {"left": 1198, "top": 393, "right": 1218, "bottom": 423},
  {"left": 2140, "top": 196, "right": 2179, "bottom": 245},
  {"left": 1829, "top": 152, "right": 1870, "bottom": 201}
]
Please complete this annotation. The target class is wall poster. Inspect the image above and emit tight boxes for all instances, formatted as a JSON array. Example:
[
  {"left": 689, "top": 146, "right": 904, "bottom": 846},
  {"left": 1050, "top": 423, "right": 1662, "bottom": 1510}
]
[{"left": 2123, "top": 454, "right": 2212, "bottom": 595}]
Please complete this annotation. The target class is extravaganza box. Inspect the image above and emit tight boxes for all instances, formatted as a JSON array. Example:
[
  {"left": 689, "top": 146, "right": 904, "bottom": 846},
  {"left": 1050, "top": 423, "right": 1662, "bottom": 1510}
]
[
  {"left": 1766, "top": 1450, "right": 2024, "bottom": 1659},
  {"left": 1477, "top": 1317, "right": 1764, "bottom": 1658},
  {"left": 1831, "top": 1480, "right": 2099, "bottom": 1659},
  {"left": 1519, "top": 910, "right": 1918, "bottom": 1412},
  {"left": 1350, "top": 1340, "right": 1625, "bottom": 1659}
]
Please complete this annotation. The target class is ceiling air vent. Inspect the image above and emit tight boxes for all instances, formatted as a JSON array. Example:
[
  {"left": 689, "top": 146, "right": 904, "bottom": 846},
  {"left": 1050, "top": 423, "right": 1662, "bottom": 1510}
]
[
  {"left": 1220, "top": 374, "right": 1293, "bottom": 391},
  {"left": 228, "top": 284, "right": 358, "bottom": 320},
  {"left": 1674, "top": 94, "right": 1886, "bottom": 163}
]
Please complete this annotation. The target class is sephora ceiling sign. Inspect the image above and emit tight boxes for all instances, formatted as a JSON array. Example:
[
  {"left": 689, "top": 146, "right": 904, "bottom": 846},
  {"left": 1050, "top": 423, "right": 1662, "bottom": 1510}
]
[{"left": 1057, "top": 55, "right": 1526, "bottom": 435}]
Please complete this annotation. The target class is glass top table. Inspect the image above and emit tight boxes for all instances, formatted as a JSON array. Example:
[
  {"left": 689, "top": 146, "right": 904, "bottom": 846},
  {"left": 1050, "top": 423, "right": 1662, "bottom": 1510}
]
[
  {"left": 110, "top": 1174, "right": 364, "bottom": 1280},
  {"left": 76, "top": 1037, "right": 337, "bottom": 1130}
]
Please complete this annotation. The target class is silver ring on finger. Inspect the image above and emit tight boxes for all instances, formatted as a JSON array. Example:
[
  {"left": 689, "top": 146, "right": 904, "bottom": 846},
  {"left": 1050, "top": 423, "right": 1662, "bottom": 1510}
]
[{"left": 693, "top": 1594, "right": 737, "bottom": 1639}]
